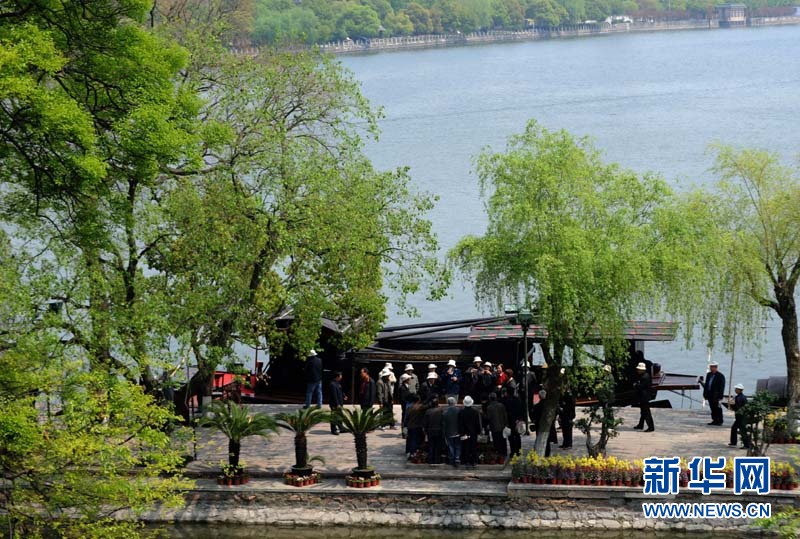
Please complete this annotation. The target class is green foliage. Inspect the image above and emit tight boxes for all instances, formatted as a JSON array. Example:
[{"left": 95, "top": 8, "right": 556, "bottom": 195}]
[
  {"left": 199, "top": 400, "right": 277, "bottom": 467},
  {"left": 739, "top": 390, "right": 777, "bottom": 456},
  {"left": 275, "top": 407, "right": 332, "bottom": 469},
  {"left": 575, "top": 370, "right": 621, "bottom": 456},
  {"left": 335, "top": 407, "right": 392, "bottom": 470},
  {"left": 0, "top": 234, "right": 191, "bottom": 539},
  {"left": 248, "top": 0, "right": 799, "bottom": 44},
  {"left": 450, "top": 121, "right": 705, "bottom": 454},
  {"left": 336, "top": 406, "right": 393, "bottom": 435},
  {"left": 703, "top": 146, "right": 800, "bottom": 407},
  {"left": 1, "top": 0, "right": 446, "bottom": 534},
  {"left": 758, "top": 449, "right": 800, "bottom": 536},
  {"left": 0, "top": 0, "right": 200, "bottom": 391},
  {"left": 199, "top": 400, "right": 278, "bottom": 444},
  {"left": 275, "top": 407, "right": 332, "bottom": 434},
  {"left": 156, "top": 44, "right": 447, "bottom": 380}
]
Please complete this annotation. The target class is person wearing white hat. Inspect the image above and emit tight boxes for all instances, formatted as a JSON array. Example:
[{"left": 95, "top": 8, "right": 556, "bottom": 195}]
[
  {"left": 404, "top": 364, "right": 419, "bottom": 396},
  {"left": 384, "top": 363, "right": 397, "bottom": 386},
  {"left": 464, "top": 358, "right": 481, "bottom": 398},
  {"left": 477, "top": 361, "right": 496, "bottom": 403},
  {"left": 473, "top": 356, "right": 482, "bottom": 365},
  {"left": 419, "top": 371, "right": 439, "bottom": 404},
  {"left": 729, "top": 383, "right": 750, "bottom": 449},
  {"left": 304, "top": 349, "right": 323, "bottom": 408},
  {"left": 703, "top": 361, "right": 726, "bottom": 426},
  {"left": 376, "top": 369, "right": 396, "bottom": 430},
  {"left": 443, "top": 359, "right": 462, "bottom": 403},
  {"left": 633, "top": 362, "right": 654, "bottom": 432},
  {"left": 459, "top": 396, "right": 482, "bottom": 468}
]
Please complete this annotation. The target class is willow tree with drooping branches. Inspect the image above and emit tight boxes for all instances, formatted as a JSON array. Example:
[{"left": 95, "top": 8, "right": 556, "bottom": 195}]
[{"left": 450, "top": 120, "right": 719, "bottom": 455}]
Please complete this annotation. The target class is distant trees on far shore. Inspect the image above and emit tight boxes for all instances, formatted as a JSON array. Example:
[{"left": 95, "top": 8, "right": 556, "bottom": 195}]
[{"left": 251, "top": 0, "right": 798, "bottom": 45}]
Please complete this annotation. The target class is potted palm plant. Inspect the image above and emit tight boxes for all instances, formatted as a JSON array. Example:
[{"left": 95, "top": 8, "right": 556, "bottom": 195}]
[
  {"left": 336, "top": 407, "right": 391, "bottom": 486},
  {"left": 275, "top": 407, "right": 330, "bottom": 483},
  {"left": 200, "top": 400, "right": 277, "bottom": 482}
]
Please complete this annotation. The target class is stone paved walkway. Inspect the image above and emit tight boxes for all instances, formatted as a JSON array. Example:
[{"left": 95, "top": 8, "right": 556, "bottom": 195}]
[{"left": 186, "top": 404, "right": 797, "bottom": 479}]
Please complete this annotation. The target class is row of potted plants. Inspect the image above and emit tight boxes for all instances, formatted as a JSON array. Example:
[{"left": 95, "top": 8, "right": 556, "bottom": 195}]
[
  {"left": 202, "top": 401, "right": 393, "bottom": 489},
  {"left": 216, "top": 464, "right": 250, "bottom": 486},
  {"left": 771, "top": 462, "right": 800, "bottom": 490},
  {"left": 511, "top": 454, "right": 645, "bottom": 486},
  {"left": 345, "top": 474, "right": 381, "bottom": 488},
  {"left": 283, "top": 472, "right": 321, "bottom": 487},
  {"left": 764, "top": 410, "right": 800, "bottom": 444},
  {"left": 511, "top": 453, "right": 800, "bottom": 490},
  {"left": 768, "top": 433, "right": 800, "bottom": 444}
]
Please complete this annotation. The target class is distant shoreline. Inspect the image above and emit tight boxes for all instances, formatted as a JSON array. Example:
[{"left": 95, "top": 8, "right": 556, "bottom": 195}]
[{"left": 232, "top": 16, "right": 800, "bottom": 57}]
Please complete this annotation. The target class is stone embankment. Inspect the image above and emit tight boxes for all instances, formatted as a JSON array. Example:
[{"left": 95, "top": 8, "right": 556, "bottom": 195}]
[
  {"left": 146, "top": 479, "right": 798, "bottom": 533},
  {"left": 145, "top": 406, "right": 799, "bottom": 533}
]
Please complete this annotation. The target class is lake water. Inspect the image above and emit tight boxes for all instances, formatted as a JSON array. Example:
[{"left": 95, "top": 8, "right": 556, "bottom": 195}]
[{"left": 338, "top": 25, "right": 800, "bottom": 402}]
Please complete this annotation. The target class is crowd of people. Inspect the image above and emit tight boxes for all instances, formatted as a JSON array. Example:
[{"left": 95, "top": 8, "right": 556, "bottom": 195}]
[
  {"left": 341, "top": 357, "right": 577, "bottom": 467},
  {"left": 316, "top": 351, "right": 753, "bottom": 463}
]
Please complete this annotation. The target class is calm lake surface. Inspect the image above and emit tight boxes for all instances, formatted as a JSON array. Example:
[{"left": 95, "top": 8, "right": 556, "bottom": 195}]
[{"left": 339, "top": 25, "right": 800, "bottom": 402}]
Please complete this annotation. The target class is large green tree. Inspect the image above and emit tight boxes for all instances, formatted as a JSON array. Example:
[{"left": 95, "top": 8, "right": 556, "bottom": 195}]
[
  {"left": 2, "top": 0, "right": 447, "bottom": 404},
  {"left": 450, "top": 121, "right": 702, "bottom": 455},
  {"left": 0, "top": 232, "right": 190, "bottom": 539},
  {"left": 0, "top": 0, "right": 199, "bottom": 392},
  {"left": 150, "top": 3, "right": 449, "bottom": 397},
  {"left": 704, "top": 147, "right": 800, "bottom": 409}
]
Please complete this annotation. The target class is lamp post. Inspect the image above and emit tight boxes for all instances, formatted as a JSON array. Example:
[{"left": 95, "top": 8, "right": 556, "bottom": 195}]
[{"left": 518, "top": 308, "right": 533, "bottom": 434}]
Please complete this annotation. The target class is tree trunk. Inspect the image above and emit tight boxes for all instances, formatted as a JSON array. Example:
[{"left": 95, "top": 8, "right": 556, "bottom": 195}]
[
  {"left": 354, "top": 433, "right": 368, "bottom": 470},
  {"left": 533, "top": 366, "right": 562, "bottom": 456},
  {"left": 534, "top": 394, "right": 560, "bottom": 456},
  {"left": 295, "top": 432, "right": 307, "bottom": 469},
  {"left": 228, "top": 439, "right": 240, "bottom": 468},
  {"left": 779, "top": 299, "right": 800, "bottom": 407}
]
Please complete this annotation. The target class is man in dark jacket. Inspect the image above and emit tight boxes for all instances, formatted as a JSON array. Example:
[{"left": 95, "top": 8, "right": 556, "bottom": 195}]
[
  {"left": 729, "top": 383, "right": 751, "bottom": 448},
  {"left": 704, "top": 361, "right": 726, "bottom": 426},
  {"left": 633, "top": 362, "right": 654, "bottom": 432},
  {"left": 304, "top": 349, "right": 323, "bottom": 408},
  {"left": 328, "top": 371, "right": 346, "bottom": 435},
  {"left": 486, "top": 392, "right": 508, "bottom": 461},
  {"left": 503, "top": 369, "right": 519, "bottom": 398},
  {"left": 442, "top": 396, "right": 462, "bottom": 466},
  {"left": 419, "top": 371, "right": 438, "bottom": 404},
  {"left": 558, "top": 388, "right": 576, "bottom": 449},
  {"left": 423, "top": 399, "right": 445, "bottom": 464},
  {"left": 463, "top": 357, "right": 482, "bottom": 397},
  {"left": 458, "top": 396, "right": 482, "bottom": 468},
  {"left": 443, "top": 360, "right": 462, "bottom": 402},
  {"left": 404, "top": 396, "right": 426, "bottom": 457},
  {"left": 501, "top": 388, "right": 524, "bottom": 457},
  {"left": 478, "top": 363, "right": 496, "bottom": 403},
  {"left": 358, "top": 368, "right": 376, "bottom": 410}
]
